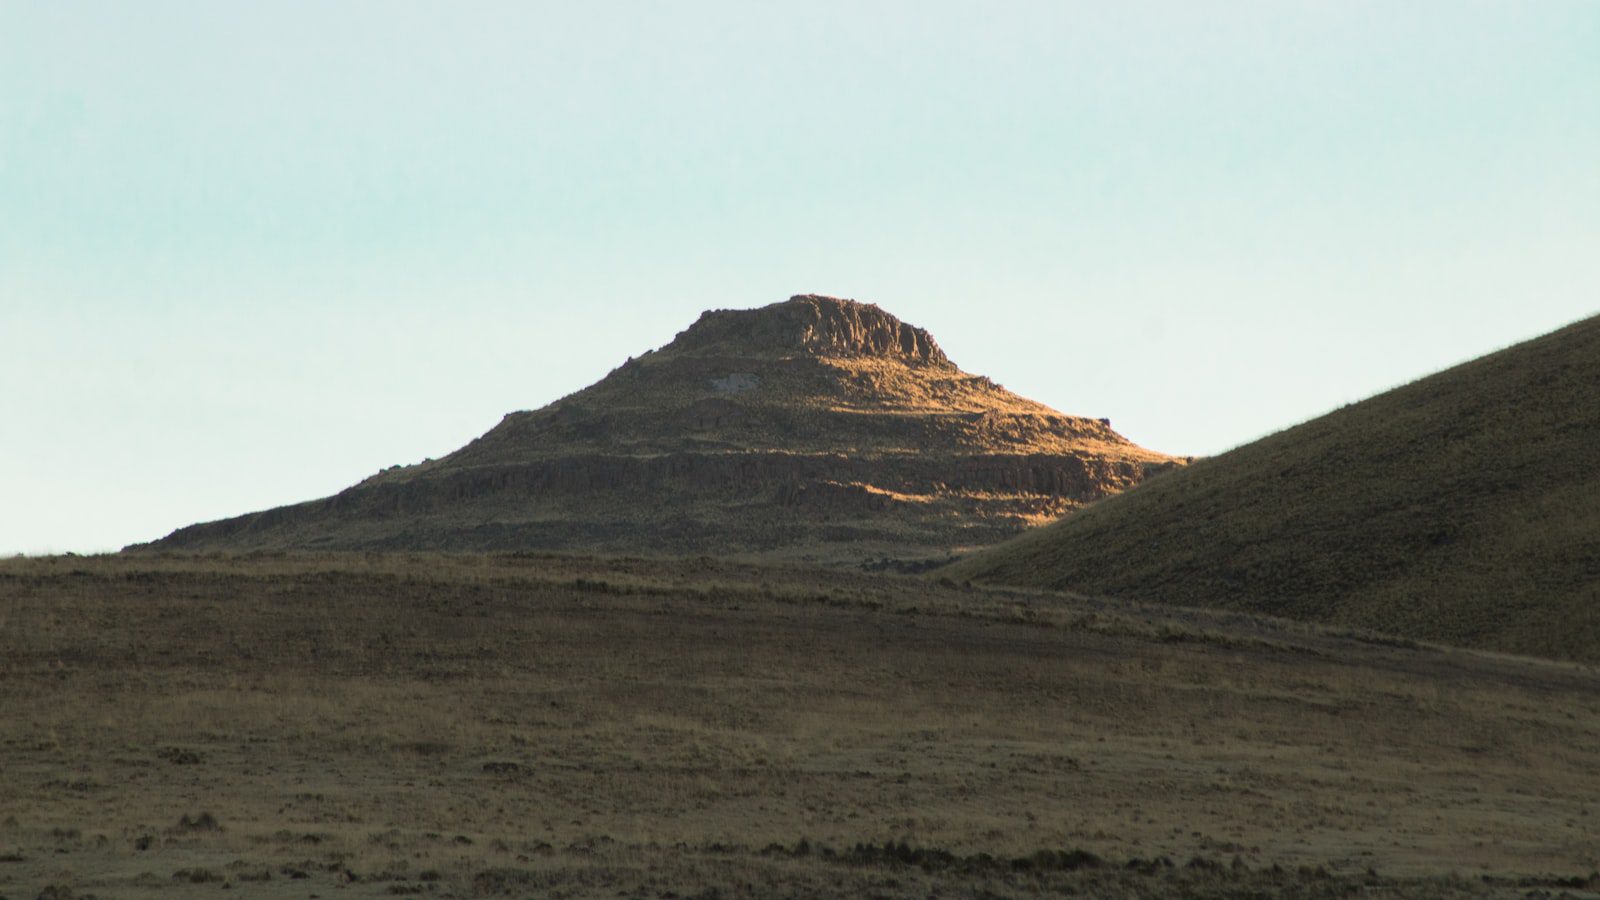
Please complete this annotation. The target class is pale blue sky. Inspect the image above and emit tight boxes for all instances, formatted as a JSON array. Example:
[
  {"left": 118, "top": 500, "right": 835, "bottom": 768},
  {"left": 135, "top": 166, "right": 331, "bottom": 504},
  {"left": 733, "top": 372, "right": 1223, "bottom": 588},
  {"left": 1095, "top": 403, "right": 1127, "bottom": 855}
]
[{"left": 3, "top": 1, "right": 1597, "bottom": 554}]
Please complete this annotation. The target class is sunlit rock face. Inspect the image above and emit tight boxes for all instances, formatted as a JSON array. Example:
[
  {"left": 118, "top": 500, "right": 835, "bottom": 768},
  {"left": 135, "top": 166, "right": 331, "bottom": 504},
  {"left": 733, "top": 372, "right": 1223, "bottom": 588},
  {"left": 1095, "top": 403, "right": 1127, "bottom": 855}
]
[
  {"left": 673, "top": 295, "right": 950, "bottom": 365},
  {"left": 134, "top": 295, "right": 1183, "bottom": 564}
]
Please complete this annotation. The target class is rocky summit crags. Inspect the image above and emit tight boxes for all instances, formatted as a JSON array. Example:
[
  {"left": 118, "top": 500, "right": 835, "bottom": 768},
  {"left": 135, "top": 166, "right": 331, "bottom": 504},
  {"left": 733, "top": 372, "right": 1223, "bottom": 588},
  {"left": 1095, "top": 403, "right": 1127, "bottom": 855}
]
[
  {"left": 135, "top": 295, "right": 1183, "bottom": 563},
  {"left": 670, "top": 295, "right": 949, "bottom": 363}
]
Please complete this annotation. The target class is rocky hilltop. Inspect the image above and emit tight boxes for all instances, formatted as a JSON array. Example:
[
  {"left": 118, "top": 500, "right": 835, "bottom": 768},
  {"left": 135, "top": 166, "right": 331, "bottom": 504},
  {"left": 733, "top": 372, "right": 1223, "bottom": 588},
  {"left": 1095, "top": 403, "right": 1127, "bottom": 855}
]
[{"left": 134, "top": 295, "right": 1183, "bottom": 562}]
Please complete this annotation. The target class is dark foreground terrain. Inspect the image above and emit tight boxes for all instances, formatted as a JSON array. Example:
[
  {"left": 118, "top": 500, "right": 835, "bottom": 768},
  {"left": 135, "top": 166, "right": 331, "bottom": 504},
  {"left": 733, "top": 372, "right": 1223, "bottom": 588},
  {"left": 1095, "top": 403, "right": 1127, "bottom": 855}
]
[{"left": 2, "top": 553, "right": 1598, "bottom": 898}]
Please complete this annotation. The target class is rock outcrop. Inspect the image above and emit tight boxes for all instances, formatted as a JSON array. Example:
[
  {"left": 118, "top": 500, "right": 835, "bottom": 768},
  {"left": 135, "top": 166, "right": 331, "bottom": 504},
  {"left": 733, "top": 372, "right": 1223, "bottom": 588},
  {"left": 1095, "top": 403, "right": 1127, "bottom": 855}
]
[
  {"left": 671, "top": 295, "right": 949, "bottom": 364},
  {"left": 133, "top": 295, "right": 1183, "bottom": 562}
]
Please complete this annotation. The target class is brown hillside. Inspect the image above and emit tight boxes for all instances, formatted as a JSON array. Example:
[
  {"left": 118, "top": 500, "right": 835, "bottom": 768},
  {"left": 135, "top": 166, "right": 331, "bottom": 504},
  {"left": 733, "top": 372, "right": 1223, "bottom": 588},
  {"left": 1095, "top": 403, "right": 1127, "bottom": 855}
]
[
  {"left": 8, "top": 552, "right": 1600, "bottom": 896},
  {"left": 133, "top": 295, "right": 1181, "bottom": 561},
  {"left": 945, "top": 313, "right": 1600, "bottom": 662}
]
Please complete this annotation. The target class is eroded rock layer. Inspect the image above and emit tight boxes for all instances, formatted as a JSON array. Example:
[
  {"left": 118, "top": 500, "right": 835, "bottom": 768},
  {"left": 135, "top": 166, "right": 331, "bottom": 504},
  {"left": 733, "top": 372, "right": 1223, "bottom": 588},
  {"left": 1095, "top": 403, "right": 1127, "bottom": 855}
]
[{"left": 136, "top": 295, "right": 1182, "bottom": 562}]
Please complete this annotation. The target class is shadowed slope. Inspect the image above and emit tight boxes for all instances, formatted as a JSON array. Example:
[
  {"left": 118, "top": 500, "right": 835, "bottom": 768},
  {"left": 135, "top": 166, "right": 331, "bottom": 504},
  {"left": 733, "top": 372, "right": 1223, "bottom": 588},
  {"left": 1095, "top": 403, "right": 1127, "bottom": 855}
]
[
  {"left": 134, "top": 295, "right": 1180, "bottom": 562},
  {"left": 946, "top": 314, "right": 1600, "bottom": 662}
]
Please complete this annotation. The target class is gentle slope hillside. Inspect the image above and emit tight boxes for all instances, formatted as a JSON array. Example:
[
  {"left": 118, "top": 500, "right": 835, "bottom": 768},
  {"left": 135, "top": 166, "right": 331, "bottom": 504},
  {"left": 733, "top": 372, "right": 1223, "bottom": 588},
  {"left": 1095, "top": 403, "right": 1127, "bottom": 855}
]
[
  {"left": 131, "top": 295, "right": 1179, "bottom": 562},
  {"left": 945, "top": 314, "right": 1600, "bottom": 662},
  {"left": 4, "top": 553, "right": 1598, "bottom": 897}
]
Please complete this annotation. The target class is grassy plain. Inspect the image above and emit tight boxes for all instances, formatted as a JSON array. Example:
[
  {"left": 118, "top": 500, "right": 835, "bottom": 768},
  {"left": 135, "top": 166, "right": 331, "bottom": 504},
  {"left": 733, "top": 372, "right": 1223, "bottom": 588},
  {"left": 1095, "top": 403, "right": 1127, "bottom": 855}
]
[{"left": 2, "top": 553, "right": 1598, "bottom": 898}]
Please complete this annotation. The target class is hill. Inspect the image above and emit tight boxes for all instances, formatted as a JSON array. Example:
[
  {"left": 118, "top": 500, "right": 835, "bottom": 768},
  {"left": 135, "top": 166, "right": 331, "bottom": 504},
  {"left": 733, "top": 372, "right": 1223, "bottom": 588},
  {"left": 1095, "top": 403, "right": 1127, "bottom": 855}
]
[
  {"left": 945, "top": 314, "right": 1600, "bottom": 662},
  {"left": 131, "top": 295, "right": 1180, "bottom": 562}
]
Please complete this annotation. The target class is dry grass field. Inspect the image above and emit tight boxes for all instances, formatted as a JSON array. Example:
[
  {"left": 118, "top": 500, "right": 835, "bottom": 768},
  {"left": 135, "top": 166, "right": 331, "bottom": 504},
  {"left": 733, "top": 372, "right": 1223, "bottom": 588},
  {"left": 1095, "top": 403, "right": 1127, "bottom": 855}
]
[
  {"left": 3, "top": 553, "right": 1598, "bottom": 898},
  {"left": 946, "top": 313, "right": 1600, "bottom": 663}
]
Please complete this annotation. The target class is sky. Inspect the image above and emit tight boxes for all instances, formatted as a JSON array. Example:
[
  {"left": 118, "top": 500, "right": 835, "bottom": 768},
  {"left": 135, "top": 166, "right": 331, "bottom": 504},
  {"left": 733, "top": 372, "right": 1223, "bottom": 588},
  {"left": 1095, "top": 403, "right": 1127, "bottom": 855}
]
[{"left": 2, "top": 1, "right": 1597, "bottom": 555}]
